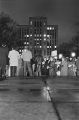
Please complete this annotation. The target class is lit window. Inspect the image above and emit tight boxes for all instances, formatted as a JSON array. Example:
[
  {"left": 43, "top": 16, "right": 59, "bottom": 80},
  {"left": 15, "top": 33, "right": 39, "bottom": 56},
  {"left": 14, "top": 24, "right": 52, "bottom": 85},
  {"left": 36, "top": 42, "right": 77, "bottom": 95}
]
[
  {"left": 50, "top": 27, "right": 52, "bottom": 30},
  {"left": 54, "top": 46, "right": 57, "bottom": 48},
  {"left": 40, "top": 46, "right": 42, "bottom": 48},
  {"left": 40, "top": 34, "right": 42, "bottom": 37},
  {"left": 47, "top": 35, "right": 50, "bottom": 37},
  {"left": 24, "top": 42, "right": 26, "bottom": 45},
  {"left": 37, "top": 39, "right": 39, "bottom": 41},
  {"left": 27, "top": 35, "right": 29, "bottom": 37},
  {"left": 47, "top": 46, "right": 49, "bottom": 48},
  {"left": 44, "top": 34, "right": 46, "bottom": 37},
  {"left": 37, "top": 34, "right": 39, "bottom": 37},
  {"left": 47, "top": 27, "right": 50, "bottom": 30},
  {"left": 34, "top": 34, "right": 36, "bottom": 37},
  {"left": 30, "top": 34, "right": 32, "bottom": 37},
  {"left": 30, "top": 21, "right": 32, "bottom": 25},
  {"left": 27, "top": 42, "right": 29, "bottom": 45},
  {"left": 50, "top": 46, "right": 51, "bottom": 48},
  {"left": 44, "top": 38, "right": 46, "bottom": 41}
]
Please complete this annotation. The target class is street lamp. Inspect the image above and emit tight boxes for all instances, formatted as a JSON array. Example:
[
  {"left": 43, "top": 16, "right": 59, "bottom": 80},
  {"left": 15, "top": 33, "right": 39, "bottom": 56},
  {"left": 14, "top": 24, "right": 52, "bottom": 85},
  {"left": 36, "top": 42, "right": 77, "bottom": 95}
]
[
  {"left": 71, "top": 52, "right": 76, "bottom": 58},
  {"left": 59, "top": 54, "right": 63, "bottom": 59}
]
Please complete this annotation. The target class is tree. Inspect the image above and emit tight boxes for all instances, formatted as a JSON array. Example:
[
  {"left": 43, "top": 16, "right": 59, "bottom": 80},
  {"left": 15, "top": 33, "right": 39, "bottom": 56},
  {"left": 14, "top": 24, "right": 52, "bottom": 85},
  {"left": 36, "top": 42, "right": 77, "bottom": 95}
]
[
  {"left": 58, "top": 42, "right": 72, "bottom": 57},
  {"left": 0, "top": 12, "right": 18, "bottom": 49}
]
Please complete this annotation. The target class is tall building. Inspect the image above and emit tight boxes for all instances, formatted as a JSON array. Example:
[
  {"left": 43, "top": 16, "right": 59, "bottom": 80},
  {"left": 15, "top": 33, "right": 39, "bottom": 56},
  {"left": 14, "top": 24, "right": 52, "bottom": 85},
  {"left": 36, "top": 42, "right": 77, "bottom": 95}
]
[{"left": 17, "top": 17, "right": 58, "bottom": 57}]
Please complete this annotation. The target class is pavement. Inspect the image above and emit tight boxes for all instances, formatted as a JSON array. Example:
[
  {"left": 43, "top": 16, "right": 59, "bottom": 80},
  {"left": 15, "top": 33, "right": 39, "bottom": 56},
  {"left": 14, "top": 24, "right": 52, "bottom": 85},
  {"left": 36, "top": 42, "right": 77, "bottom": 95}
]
[
  {"left": 46, "top": 76, "right": 79, "bottom": 120},
  {"left": 0, "top": 77, "right": 58, "bottom": 120},
  {"left": 0, "top": 76, "right": 79, "bottom": 120}
]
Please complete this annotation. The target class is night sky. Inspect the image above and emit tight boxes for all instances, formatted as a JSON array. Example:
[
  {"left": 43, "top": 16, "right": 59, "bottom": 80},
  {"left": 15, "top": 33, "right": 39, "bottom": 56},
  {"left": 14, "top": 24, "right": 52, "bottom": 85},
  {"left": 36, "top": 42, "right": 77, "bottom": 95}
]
[{"left": 0, "top": 0, "right": 79, "bottom": 45}]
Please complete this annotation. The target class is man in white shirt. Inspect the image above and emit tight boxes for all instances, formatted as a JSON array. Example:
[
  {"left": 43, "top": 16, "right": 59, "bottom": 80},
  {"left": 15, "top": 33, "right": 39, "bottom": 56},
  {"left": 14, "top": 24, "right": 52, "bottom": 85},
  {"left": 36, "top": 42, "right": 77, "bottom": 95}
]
[
  {"left": 8, "top": 47, "right": 20, "bottom": 77},
  {"left": 22, "top": 46, "right": 32, "bottom": 76}
]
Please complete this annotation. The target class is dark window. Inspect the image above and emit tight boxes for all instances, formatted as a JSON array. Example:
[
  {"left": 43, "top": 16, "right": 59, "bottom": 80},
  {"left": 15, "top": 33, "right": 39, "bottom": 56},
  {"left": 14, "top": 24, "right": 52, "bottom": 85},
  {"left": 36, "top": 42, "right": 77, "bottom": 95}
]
[
  {"left": 37, "top": 21, "right": 39, "bottom": 27},
  {"left": 40, "top": 21, "right": 42, "bottom": 27},
  {"left": 34, "top": 21, "right": 36, "bottom": 27}
]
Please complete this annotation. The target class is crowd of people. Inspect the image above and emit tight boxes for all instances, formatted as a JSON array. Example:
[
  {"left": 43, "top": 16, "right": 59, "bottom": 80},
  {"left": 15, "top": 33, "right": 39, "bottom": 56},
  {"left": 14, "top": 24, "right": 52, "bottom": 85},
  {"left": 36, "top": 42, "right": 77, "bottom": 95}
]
[{"left": 6, "top": 46, "right": 79, "bottom": 77}]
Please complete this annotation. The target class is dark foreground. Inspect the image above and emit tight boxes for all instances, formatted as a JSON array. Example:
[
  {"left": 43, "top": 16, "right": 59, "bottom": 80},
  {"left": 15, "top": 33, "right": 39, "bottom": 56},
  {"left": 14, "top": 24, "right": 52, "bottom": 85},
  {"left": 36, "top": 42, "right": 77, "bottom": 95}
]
[{"left": 0, "top": 76, "right": 79, "bottom": 120}]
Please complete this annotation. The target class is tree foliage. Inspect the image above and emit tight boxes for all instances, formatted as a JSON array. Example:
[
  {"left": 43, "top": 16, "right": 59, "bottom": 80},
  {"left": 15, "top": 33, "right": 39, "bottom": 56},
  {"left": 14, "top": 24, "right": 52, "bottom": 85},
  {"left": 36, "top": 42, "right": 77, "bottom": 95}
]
[
  {"left": 58, "top": 35, "right": 79, "bottom": 57},
  {"left": 0, "top": 12, "right": 18, "bottom": 49}
]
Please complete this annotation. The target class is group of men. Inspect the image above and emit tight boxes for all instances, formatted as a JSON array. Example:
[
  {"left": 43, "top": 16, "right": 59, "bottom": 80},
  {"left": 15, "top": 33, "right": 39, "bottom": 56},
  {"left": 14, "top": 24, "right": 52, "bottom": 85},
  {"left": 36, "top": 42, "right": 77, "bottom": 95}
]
[
  {"left": 8, "top": 46, "right": 32, "bottom": 77},
  {"left": 1, "top": 45, "right": 79, "bottom": 78}
]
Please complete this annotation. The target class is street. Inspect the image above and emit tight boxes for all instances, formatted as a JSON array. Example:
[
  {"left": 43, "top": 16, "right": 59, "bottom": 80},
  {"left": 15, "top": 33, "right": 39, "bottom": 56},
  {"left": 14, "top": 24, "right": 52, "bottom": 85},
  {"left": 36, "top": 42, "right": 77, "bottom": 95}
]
[{"left": 0, "top": 76, "right": 79, "bottom": 120}]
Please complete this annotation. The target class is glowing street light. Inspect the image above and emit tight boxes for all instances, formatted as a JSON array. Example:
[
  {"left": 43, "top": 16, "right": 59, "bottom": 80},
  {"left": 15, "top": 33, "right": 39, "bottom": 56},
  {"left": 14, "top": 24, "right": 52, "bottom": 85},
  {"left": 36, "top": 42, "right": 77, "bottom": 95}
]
[
  {"left": 71, "top": 52, "right": 76, "bottom": 57},
  {"left": 59, "top": 54, "right": 63, "bottom": 59}
]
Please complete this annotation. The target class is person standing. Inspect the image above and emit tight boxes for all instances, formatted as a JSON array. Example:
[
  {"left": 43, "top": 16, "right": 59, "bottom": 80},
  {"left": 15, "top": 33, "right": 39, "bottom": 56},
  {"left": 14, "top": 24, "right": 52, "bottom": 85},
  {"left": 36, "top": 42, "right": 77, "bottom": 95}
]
[
  {"left": 60, "top": 57, "right": 68, "bottom": 76},
  {"left": 0, "top": 47, "right": 8, "bottom": 77},
  {"left": 35, "top": 56, "right": 42, "bottom": 76},
  {"left": 8, "top": 47, "right": 20, "bottom": 77},
  {"left": 21, "top": 46, "right": 32, "bottom": 76},
  {"left": 49, "top": 57, "right": 57, "bottom": 77},
  {"left": 75, "top": 57, "right": 79, "bottom": 77}
]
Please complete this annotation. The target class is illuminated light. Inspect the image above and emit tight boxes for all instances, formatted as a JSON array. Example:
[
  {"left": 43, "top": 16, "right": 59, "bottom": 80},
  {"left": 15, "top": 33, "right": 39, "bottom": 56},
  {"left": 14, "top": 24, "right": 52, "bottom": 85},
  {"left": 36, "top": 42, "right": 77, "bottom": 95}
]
[
  {"left": 50, "top": 46, "right": 51, "bottom": 48},
  {"left": 27, "top": 42, "right": 29, "bottom": 45},
  {"left": 40, "top": 39, "right": 41, "bottom": 40},
  {"left": 30, "top": 21, "right": 32, "bottom": 25},
  {"left": 40, "top": 46, "right": 42, "bottom": 48},
  {"left": 44, "top": 38, "right": 46, "bottom": 41},
  {"left": 19, "top": 50, "right": 21, "bottom": 52},
  {"left": 37, "top": 34, "right": 39, "bottom": 37},
  {"left": 37, "top": 42, "right": 39, "bottom": 44},
  {"left": 44, "top": 34, "right": 46, "bottom": 37},
  {"left": 54, "top": 46, "right": 57, "bottom": 48},
  {"left": 37, "top": 39, "right": 39, "bottom": 41},
  {"left": 52, "top": 27, "right": 54, "bottom": 30},
  {"left": 30, "top": 34, "right": 32, "bottom": 37},
  {"left": 34, "top": 34, "right": 36, "bottom": 37},
  {"left": 50, "top": 27, "right": 52, "bottom": 30},
  {"left": 47, "top": 46, "right": 49, "bottom": 48},
  {"left": 47, "top": 35, "right": 50, "bottom": 37},
  {"left": 47, "top": 27, "right": 50, "bottom": 30},
  {"left": 59, "top": 54, "right": 63, "bottom": 59},
  {"left": 27, "top": 35, "right": 29, "bottom": 37},
  {"left": 24, "top": 42, "right": 26, "bottom": 45},
  {"left": 71, "top": 52, "right": 76, "bottom": 57},
  {"left": 40, "top": 34, "right": 42, "bottom": 37}
]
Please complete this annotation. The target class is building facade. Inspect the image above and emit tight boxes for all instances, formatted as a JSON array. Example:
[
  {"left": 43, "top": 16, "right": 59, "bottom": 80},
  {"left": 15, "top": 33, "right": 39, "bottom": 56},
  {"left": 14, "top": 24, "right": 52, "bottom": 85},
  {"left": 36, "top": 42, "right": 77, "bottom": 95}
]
[{"left": 17, "top": 17, "right": 58, "bottom": 57}]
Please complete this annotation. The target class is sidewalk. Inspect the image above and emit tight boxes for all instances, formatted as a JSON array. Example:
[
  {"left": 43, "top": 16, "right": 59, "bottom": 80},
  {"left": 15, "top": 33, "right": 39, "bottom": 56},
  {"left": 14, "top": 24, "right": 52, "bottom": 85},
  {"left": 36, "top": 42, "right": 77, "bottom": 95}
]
[
  {"left": 46, "top": 76, "right": 79, "bottom": 120},
  {"left": 0, "top": 77, "right": 58, "bottom": 120}
]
